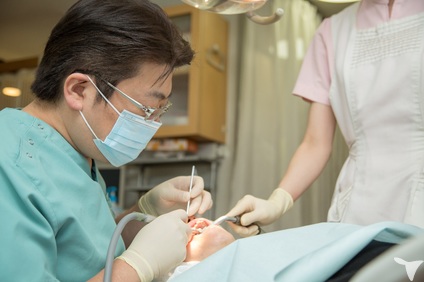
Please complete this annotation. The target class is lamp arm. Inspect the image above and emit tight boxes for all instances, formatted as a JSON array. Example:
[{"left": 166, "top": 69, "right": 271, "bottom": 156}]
[{"left": 245, "top": 8, "right": 284, "bottom": 25}]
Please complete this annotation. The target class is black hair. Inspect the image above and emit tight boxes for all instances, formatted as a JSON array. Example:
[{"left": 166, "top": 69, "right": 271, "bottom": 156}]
[{"left": 31, "top": 0, "right": 194, "bottom": 102}]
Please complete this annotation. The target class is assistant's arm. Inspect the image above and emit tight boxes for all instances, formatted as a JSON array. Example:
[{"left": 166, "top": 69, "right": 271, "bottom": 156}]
[
  {"left": 278, "top": 102, "right": 336, "bottom": 200},
  {"left": 227, "top": 103, "right": 336, "bottom": 236},
  {"left": 227, "top": 18, "right": 335, "bottom": 237}
]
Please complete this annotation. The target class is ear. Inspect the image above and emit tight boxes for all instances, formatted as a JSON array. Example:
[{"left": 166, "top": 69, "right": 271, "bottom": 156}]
[{"left": 63, "top": 73, "right": 93, "bottom": 111}]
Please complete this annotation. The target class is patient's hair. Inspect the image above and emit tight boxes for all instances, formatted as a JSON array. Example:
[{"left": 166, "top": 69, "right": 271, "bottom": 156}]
[{"left": 31, "top": 0, "right": 194, "bottom": 103}]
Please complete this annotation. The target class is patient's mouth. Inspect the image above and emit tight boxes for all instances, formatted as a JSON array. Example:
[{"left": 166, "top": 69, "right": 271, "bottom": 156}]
[{"left": 189, "top": 218, "right": 210, "bottom": 235}]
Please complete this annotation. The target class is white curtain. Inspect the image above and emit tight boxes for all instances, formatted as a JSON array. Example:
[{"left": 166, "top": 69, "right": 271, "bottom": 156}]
[{"left": 215, "top": 0, "right": 348, "bottom": 232}]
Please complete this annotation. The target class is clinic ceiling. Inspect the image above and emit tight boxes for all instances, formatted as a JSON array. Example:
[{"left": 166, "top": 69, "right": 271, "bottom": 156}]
[{"left": 0, "top": 0, "right": 354, "bottom": 62}]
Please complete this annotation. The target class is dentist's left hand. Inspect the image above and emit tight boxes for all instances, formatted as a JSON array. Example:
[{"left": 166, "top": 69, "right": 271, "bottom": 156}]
[
  {"left": 138, "top": 176, "right": 213, "bottom": 216},
  {"left": 117, "top": 210, "right": 191, "bottom": 282}
]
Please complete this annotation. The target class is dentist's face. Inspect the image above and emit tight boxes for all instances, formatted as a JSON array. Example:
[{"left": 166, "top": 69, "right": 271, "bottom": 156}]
[
  {"left": 88, "top": 63, "right": 172, "bottom": 141},
  {"left": 74, "top": 63, "right": 172, "bottom": 163}
]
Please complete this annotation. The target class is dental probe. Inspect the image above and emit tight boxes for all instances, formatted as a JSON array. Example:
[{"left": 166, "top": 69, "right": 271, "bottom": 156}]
[
  {"left": 104, "top": 212, "right": 156, "bottom": 282},
  {"left": 186, "top": 165, "right": 196, "bottom": 215}
]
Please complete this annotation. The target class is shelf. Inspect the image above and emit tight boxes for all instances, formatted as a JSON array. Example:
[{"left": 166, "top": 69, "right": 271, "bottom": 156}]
[
  {"left": 130, "top": 155, "right": 219, "bottom": 165},
  {"left": 0, "top": 57, "right": 38, "bottom": 73}
]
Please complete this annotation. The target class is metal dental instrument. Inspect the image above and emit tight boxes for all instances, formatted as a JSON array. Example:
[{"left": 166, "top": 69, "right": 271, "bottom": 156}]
[
  {"left": 186, "top": 165, "right": 196, "bottom": 215},
  {"left": 212, "top": 215, "right": 241, "bottom": 226},
  {"left": 211, "top": 215, "right": 265, "bottom": 235},
  {"left": 193, "top": 215, "right": 239, "bottom": 234}
]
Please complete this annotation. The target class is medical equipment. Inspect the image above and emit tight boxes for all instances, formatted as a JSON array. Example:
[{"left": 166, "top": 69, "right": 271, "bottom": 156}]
[
  {"left": 208, "top": 215, "right": 265, "bottom": 234},
  {"left": 104, "top": 212, "right": 156, "bottom": 282},
  {"left": 186, "top": 165, "right": 196, "bottom": 215},
  {"left": 213, "top": 215, "right": 241, "bottom": 225},
  {"left": 181, "top": 0, "right": 284, "bottom": 25},
  {"left": 351, "top": 233, "right": 424, "bottom": 281}
]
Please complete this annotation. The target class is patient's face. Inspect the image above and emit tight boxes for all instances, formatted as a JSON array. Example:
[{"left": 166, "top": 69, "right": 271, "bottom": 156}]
[{"left": 186, "top": 218, "right": 235, "bottom": 262}]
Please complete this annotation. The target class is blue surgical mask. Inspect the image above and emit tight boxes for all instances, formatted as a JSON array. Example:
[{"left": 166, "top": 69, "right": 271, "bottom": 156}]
[{"left": 80, "top": 76, "right": 161, "bottom": 167}]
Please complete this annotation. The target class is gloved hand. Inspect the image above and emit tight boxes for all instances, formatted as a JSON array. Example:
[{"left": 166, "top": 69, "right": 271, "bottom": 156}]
[
  {"left": 226, "top": 188, "right": 293, "bottom": 237},
  {"left": 117, "top": 209, "right": 191, "bottom": 282},
  {"left": 138, "top": 176, "right": 212, "bottom": 216}
]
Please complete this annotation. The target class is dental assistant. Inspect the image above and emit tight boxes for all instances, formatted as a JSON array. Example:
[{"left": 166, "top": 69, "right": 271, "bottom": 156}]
[
  {"left": 228, "top": 0, "right": 424, "bottom": 237},
  {"left": 0, "top": 0, "right": 212, "bottom": 281}
]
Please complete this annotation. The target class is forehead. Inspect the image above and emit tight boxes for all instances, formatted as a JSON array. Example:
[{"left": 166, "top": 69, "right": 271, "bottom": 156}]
[{"left": 121, "top": 63, "right": 173, "bottom": 100}]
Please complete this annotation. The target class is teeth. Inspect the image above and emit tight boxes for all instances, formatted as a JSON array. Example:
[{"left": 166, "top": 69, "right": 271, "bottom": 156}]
[
  {"left": 191, "top": 227, "right": 204, "bottom": 235},
  {"left": 190, "top": 219, "right": 211, "bottom": 235}
]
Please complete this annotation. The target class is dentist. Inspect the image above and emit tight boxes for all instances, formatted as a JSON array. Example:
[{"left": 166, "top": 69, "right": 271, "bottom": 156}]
[{"left": 0, "top": 0, "right": 212, "bottom": 281}]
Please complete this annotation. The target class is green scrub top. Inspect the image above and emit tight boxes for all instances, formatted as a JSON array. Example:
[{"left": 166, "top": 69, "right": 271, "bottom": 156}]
[{"left": 0, "top": 108, "right": 125, "bottom": 281}]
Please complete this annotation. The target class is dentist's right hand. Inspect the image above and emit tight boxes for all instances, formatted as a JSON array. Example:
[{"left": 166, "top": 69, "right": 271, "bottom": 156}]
[{"left": 117, "top": 209, "right": 191, "bottom": 282}]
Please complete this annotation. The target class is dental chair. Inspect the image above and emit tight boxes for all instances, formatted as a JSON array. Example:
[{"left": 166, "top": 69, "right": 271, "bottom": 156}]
[
  {"left": 351, "top": 233, "right": 424, "bottom": 282},
  {"left": 169, "top": 221, "right": 424, "bottom": 282}
]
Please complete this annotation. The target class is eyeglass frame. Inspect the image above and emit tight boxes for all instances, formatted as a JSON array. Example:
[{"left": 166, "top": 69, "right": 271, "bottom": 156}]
[{"left": 105, "top": 81, "right": 172, "bottom": 121}]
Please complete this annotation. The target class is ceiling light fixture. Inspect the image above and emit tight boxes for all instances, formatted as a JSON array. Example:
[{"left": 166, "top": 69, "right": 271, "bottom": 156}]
[
  {"left": 2, "top": 87, "right": 21, "bottom": 97},
  {"left": 181, "top": 0, "right": 284, "bottom": 25},
  {"left": 318, "top": 0, "right": 359, "bottom": 3}
]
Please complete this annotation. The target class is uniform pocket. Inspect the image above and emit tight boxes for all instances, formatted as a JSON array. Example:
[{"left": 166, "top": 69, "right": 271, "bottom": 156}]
[
  {"left": 328, "top": 157, "right": 356, "bottom": 222},
  {"left": 404, "top": 180, "right": 424, "bottom": 228}
]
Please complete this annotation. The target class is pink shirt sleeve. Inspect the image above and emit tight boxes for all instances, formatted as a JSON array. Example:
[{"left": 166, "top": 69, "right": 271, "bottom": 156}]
[
  {"left": 292, "top": 0, "right": 424, "bottom": 106},
  {"left": 292, "top": 18, "right": 333, "bottom": 105}
]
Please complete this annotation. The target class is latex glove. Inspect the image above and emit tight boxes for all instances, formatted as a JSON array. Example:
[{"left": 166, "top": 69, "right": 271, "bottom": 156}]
[
  {"left": 117, "top": 209, "right": 191, "bottom": 282},
  {"left": 138, "top": 176, "right": 212, "bottom": 217},
  {"left": 226, "top": 188, "right": 293, "bottom": 237}
]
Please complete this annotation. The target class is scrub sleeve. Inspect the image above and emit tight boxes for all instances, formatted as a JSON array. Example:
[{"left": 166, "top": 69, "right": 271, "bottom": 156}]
[{"left": 0, "top": 108, "right": 125, "bottom": 281}]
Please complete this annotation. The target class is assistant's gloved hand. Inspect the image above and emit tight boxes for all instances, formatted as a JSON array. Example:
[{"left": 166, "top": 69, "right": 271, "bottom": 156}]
[
  {"left": 117, "top": 209, "right": 191, "bottom": 282},
  {"left": 138, "top": 176, "right": 212, "bottom": 216},
  {"left": 226, "top": 188, "right": 293, "bottom": 237}
]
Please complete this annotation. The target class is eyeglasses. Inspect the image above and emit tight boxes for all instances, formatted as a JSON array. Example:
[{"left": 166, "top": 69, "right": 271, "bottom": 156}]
[{"left": 105, "top": 81, "right": 172, "bottom": 121}]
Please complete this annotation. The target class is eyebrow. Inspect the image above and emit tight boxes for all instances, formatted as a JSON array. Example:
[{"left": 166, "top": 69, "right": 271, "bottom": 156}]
[{"left": 146, "top": 90, "right": 173, "bottom": 101}]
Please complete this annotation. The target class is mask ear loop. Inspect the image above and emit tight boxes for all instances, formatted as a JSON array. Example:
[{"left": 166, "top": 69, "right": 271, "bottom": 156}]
[
  {"left": 85, "top": 75, "right": 121, "bottom": 116},
  {"left": 80, "top": 75, "right": 120, "bottom": 141},
  {"left": 79, "top": 111, "right": 100, "bottom": 140}
]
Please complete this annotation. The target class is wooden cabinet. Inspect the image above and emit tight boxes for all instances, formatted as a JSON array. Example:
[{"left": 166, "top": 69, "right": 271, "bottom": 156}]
[{"left": 157, "top": 5, "right": 228, "bottom": 144}]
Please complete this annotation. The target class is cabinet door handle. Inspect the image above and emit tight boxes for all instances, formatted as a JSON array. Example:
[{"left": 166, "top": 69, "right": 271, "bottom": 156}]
[{"left": 206, "top": 44, "right": 225, "bottom": 72}]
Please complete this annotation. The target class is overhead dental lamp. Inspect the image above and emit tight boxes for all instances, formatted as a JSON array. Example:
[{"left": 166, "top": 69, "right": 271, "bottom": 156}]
[{"left": 181, "top": 0, "right": 284, "bottom": 25}]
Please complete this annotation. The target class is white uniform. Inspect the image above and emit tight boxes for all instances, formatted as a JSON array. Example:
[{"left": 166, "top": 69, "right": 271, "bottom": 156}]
[{"left": 327, "top": 3, "right": 424, "bottom": 227}]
